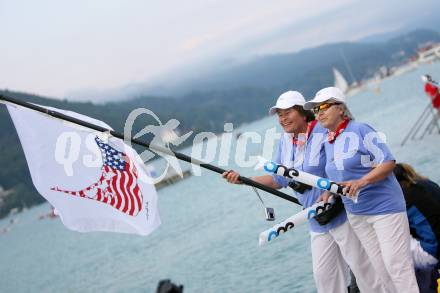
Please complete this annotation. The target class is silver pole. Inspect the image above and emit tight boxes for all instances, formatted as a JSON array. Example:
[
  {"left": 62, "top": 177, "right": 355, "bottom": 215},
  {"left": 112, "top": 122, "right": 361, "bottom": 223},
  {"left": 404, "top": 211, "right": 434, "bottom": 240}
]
[
  {"left": 401, "top": 104, "right": 431, "bottom": 146},
  {"left": 420, "top": 107, "right": 440, "bottom": 139},
  {"left": 420, "top": 116, "right": 435, "bottom": 140},
  {"left": 429, "top": 108, "right": 440, "bottom": 134}
]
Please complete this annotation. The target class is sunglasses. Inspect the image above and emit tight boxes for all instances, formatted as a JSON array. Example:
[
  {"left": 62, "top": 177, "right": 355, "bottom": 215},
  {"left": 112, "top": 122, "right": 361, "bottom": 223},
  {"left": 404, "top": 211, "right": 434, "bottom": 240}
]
[{"left": 312, "top": 102, "right": 341, "bottom": 114}]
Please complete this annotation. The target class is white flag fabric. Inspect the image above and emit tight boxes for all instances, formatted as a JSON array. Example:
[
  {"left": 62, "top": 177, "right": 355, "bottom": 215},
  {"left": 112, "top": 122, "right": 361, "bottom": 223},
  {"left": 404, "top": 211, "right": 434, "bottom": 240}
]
[{"left": 6, "top": 103, "right": 161, "bottom": 236}]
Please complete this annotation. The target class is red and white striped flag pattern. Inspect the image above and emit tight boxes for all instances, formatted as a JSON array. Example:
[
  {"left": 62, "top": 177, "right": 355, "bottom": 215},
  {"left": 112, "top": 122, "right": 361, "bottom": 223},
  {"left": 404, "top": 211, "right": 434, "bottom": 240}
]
[{"left": 52, "top": 137, "right": 143, "bottom": 216}]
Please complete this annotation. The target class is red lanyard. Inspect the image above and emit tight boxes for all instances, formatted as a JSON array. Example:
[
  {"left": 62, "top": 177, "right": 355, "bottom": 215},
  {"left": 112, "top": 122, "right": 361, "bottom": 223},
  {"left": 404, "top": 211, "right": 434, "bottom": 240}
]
[
  {"left": 328, "top": 119, "right": 349, "bottom": 143},
  {"left": 292, "top": 120, "right": 317, "bottom": 145}
]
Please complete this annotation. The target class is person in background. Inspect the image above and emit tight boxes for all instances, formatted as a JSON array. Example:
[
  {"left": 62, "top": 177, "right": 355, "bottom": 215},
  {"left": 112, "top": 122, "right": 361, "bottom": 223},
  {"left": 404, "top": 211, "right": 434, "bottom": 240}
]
[
  {"left": 395, "top": 162, "right": 440, "bottom": 204},
  {"left": 394, "top": 163, "right": 440, "bottom": 292},
  {"left": 422, "top": 74, "right": 440, "bottom": 116},
  {"left": 223, "top": 91, "right": 387, "bottom": 293},
  {"left": 304, "top": 86, "right": 419, "bottom": 293}
]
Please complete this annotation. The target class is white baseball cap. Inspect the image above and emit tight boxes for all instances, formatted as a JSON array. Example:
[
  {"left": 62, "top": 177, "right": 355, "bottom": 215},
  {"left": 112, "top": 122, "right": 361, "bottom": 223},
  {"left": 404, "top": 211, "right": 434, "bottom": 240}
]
[
  {"left": 303, "top": 87, "right": 346, "bottom": 110},
  {"left": 268, "top": 91, "right": 306, "bottom": 115}
]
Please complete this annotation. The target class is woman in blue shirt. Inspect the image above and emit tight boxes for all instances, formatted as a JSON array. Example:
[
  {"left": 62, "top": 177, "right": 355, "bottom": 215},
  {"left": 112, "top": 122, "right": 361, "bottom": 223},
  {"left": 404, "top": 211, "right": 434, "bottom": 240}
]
[
  {"left": 224, "top": 90, "right": 386, "bottom": 293},
  {"left": 304, "top": 87, "right": 419, "bottom": 293}
]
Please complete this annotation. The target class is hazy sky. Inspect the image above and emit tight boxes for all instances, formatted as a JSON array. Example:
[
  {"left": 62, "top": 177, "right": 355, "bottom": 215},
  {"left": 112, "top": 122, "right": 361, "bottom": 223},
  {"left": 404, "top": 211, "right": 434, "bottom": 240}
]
[{"left": 0, "top": 0, "right": 437, "bottom": 99}]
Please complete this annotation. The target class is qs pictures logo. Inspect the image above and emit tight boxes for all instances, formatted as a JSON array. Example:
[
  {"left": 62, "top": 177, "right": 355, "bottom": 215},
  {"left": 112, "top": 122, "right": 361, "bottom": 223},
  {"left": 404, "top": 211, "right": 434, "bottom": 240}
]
[{"left": 124, "top": 108, "right": 193, "bottom": 185}]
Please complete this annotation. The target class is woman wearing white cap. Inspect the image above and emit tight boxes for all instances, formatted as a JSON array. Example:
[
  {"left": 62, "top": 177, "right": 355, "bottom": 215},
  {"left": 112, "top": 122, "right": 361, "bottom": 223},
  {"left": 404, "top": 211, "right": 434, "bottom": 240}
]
[
  {"left": 223, "top": 91, "right": 387, "bottom": 293},
  {"left": 304, "top": 87, "right": 419, "bottom": 293}
]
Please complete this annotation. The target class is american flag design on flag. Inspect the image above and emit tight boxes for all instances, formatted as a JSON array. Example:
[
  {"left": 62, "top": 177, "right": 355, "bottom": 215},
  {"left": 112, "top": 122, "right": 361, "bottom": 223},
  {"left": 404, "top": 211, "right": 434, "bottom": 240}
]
[{"left": 52, "top": 137, "right": 143, "bottom": 216}]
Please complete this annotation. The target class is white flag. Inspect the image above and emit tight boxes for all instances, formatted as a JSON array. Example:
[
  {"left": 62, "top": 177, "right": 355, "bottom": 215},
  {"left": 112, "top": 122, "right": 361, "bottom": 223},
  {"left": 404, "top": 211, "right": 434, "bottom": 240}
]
[{"left": 6, "top": 103, "right": 161, "bottom": 236}]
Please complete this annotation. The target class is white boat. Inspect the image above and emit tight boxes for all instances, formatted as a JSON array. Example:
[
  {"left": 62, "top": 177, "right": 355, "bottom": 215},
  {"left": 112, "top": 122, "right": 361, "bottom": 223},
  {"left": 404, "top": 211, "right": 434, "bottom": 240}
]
[
  {"left": 418, "top": 43, "right": 440, "bottom": 63},
  {"left": 333, "top": 67, "right": 349, "bottom": 93},
  {"left": 333, "top": 67, "right": 364, "bottom": 96}
]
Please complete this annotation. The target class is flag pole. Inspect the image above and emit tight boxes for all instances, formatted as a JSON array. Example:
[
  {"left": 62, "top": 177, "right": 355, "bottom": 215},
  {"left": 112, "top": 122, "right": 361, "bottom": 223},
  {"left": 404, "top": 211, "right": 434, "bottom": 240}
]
[{"left": 0, "top": 94, "right": 301, "bottom": 205}]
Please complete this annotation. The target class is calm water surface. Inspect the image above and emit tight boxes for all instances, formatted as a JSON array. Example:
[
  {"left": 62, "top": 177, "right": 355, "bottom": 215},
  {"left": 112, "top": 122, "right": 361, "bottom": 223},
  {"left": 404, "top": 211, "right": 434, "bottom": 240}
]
[{"left": 1, "top": 62, "right": 440, "bottom": 292}]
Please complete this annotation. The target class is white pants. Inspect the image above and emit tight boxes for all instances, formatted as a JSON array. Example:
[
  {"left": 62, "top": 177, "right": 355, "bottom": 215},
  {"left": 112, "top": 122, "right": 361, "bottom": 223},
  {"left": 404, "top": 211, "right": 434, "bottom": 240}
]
[
  {"left": 311, "top": 220, "right": 388, "bottom": 293},
  {"left": 410, "top": 236, "right": 438, "bottom": 269},
  {"left": 347, "top": 212, "right": 420, "bottom": 293}
]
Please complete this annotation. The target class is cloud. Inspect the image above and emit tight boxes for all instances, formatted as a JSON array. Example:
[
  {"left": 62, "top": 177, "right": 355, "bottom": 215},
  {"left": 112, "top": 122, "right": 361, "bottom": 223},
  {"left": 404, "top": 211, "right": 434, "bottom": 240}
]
[
  {"left": 0, "top": 0, "right": 437, "bottom": 100},
  {"left": 179, "top": 0, "right": 355, "bottom": 55},
  {"left": 232, "top": 0, "right": 434, "bottom": 58},
  {"left": 182, "top": 35, "right": 212, "bottom": 51}
]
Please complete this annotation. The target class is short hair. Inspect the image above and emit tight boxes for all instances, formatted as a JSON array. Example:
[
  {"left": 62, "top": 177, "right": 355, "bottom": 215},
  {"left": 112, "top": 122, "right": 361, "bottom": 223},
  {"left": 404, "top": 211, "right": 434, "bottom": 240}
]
[
  {"left": 338, "top": 103, "right": 355, "bottom": 120},
  {"left": 292, "top": 105, "right": 315, "bottom": 122}
]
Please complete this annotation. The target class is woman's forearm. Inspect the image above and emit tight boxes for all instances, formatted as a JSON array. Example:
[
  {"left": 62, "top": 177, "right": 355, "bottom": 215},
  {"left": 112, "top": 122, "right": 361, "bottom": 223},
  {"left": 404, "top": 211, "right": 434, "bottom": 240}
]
[
  {"left": 362, "top": 160, "right": 396, "bottom": 184},
  {"left": 250, "top": 175, "right": 281, "bottom": 189}
]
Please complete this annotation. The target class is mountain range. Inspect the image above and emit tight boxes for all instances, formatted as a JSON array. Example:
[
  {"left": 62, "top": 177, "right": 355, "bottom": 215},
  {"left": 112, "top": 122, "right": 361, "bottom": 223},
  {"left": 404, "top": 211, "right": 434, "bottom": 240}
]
[{"left": 1, "top": 28, "right": 440, "bottom": 218}]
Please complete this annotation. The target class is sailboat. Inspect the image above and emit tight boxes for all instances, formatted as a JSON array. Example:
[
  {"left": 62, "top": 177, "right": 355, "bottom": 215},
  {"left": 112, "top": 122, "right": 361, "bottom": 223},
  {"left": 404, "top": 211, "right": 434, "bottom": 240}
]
[
  {"left": 333, "top": 67, "right": 363, "bottom": 96},
  {"left": 333, "top": 68, "right": 349, "bottom": 93}
]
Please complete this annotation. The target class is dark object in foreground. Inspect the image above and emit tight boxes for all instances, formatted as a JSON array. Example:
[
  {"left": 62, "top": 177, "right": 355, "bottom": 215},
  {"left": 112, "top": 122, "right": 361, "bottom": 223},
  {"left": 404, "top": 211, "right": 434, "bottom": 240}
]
[
  {"left": 415, "top": 266, "right": 440, "bottom": 293},
  {"left": 314, "top": 196, "right": 345, "bottom": 226},
  {"left": 348, "top": 270, "right": 360, "bottom": 293},
  {"left": 289, "top": 180, "right": 311, "bottom": 194},
  {"left": 156, "top": 279, "right": 184, "bottom": 293}
]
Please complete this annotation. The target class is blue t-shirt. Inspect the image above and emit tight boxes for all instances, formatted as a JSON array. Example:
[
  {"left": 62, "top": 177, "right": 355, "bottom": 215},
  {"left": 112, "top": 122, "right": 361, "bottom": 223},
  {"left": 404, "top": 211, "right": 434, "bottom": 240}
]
[
  {"left": 272, "top": 122, "right": 347, "bottom": 233},
  {"left": 323, "top": 121, "right": 406, "bottom": 215}
]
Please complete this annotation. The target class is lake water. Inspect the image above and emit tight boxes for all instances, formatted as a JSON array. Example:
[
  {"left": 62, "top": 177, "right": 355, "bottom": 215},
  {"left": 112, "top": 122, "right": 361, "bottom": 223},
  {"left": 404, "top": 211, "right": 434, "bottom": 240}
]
[{"left": 1, "top": 62, "right": 440, "bottom": 293}]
